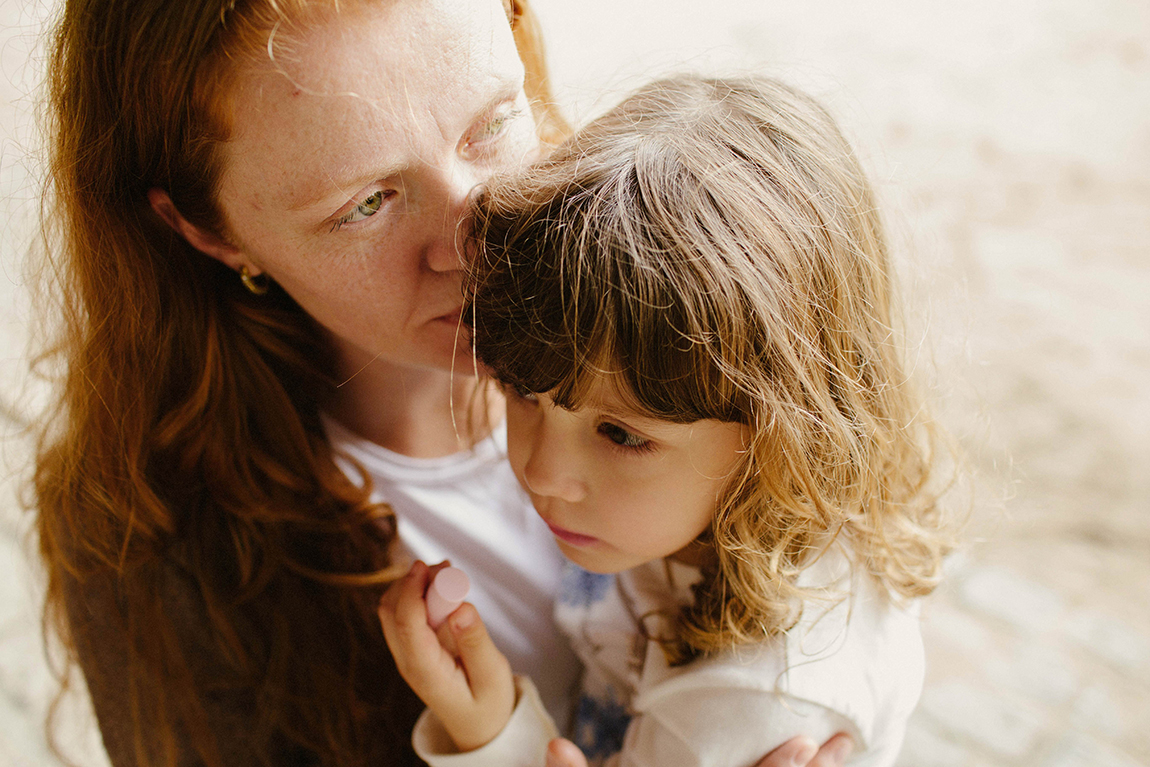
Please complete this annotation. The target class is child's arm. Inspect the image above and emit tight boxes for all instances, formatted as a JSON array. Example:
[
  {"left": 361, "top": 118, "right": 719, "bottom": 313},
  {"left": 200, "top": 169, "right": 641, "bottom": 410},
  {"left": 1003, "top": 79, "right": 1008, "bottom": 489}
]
[{"left": 378, "top": 560, "right": 516, "bottom": 752}]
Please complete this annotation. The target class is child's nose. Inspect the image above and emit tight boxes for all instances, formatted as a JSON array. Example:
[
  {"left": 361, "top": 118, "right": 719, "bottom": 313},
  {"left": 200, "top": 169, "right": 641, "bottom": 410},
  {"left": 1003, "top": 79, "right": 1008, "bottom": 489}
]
[{"left": 522, "top": 425, "right": 586, "bottom": 504}]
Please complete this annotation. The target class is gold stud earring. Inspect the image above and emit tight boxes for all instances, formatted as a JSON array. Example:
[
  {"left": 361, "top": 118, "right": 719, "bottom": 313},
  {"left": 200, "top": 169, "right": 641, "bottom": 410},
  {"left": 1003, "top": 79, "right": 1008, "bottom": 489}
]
[{"left": 239, "top": 265, "right": 269, "bottom": 296}]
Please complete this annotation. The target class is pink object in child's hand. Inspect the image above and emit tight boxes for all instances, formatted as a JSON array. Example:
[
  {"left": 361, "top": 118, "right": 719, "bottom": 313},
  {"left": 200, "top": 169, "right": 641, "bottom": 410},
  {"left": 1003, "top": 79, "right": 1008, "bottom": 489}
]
[{"left": 426, "top": 566, "right": 471, "bottom": 629}]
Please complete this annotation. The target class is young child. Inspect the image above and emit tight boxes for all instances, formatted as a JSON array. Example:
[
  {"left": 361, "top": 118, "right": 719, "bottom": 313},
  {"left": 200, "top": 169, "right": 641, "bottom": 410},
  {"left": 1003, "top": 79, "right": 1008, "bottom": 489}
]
[{"left": 378, "top": 74, "right": 950, "bottom": 767}]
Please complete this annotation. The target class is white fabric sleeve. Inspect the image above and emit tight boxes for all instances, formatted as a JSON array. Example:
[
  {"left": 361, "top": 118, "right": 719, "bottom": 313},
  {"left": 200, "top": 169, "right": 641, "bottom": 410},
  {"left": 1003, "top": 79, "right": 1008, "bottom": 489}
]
[
  {"left": 616, "top": 686, "right": 857, "bottom": 767},
  {"left": 412, "top": 675, "right": 560, "bottom": 767}
]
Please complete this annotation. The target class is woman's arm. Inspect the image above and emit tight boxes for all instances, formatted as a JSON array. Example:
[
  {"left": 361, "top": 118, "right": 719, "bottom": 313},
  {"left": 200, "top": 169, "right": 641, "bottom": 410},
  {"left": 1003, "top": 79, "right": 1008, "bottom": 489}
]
[
  {"left": 62, "top": 565, "right": 294, "bottom": 766},
  {"left": 62, "top": 569, "right": 139, "bottom": 764}
]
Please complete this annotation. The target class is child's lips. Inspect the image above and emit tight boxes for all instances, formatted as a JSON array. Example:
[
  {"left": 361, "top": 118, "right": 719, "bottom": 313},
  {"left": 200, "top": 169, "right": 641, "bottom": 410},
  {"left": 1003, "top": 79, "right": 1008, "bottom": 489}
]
[{"left": 545, "top": 522, "right": 599, "bottom": 547}]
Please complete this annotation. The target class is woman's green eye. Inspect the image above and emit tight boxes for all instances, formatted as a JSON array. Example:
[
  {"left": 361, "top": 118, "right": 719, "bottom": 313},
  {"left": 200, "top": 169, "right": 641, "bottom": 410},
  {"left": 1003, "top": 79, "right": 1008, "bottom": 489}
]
[
  {"left": 463, "top": 107, "right": 524, "bottom": 153},
  {"left": 333, "top": 190, "right": 387, "bottom": 230},
  {"left": 349, "top": 191, "right": 385, "bottom": 220},
  {"left": 479, "top": 114, "right": 509, "bottom": 139},
  {"left": 357, "top": 191, "right": 385, "bottom": 215}
]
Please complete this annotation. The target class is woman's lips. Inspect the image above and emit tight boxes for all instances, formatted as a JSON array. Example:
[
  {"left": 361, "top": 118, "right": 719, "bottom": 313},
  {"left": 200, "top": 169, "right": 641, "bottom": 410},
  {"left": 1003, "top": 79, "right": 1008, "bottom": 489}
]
[{"left": 546, "top": 522, "right": 599, "bottom": 547}]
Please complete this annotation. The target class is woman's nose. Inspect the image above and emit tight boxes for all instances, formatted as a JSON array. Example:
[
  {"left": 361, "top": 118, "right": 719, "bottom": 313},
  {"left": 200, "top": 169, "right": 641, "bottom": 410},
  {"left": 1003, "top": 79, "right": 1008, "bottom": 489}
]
[
  {"left": 424, "top": 162, "right": 477, "bottom": 273},
  {"left": 521, "top": 421, "right": 587, "bottom": 504}
]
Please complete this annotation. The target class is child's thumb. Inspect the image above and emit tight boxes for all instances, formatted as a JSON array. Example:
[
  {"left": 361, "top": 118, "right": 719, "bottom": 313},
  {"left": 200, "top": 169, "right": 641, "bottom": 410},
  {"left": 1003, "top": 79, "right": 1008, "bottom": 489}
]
[{"left": 450, "top": 604, "right": 512, "bottom": 694}]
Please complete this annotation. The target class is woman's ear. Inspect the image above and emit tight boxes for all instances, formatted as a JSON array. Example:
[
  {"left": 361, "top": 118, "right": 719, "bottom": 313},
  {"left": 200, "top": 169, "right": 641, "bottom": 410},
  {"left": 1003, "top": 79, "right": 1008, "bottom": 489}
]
[
  {"left": 147, "top": 188, "right": 250, "bottom": 272},
  {"left": 502, "top": 0, "right": 522, "bottom": 26}
]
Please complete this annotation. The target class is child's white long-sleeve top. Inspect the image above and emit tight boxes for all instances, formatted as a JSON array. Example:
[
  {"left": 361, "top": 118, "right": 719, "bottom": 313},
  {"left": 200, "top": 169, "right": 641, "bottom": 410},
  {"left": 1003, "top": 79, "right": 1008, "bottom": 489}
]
[{"left": 412, "top": 548, "right": 925, "bottom": 767}]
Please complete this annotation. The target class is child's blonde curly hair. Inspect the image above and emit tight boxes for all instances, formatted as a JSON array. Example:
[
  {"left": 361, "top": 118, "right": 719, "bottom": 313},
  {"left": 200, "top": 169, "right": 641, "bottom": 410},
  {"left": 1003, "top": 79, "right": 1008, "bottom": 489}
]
[{"left": 467, "top": 74, "right": 952, "bottom": 662}]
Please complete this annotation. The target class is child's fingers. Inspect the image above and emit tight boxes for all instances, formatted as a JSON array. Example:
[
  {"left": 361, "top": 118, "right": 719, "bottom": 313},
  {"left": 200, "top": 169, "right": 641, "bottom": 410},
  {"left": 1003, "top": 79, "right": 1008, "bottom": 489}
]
[
  {"left": 378, "top": 561, "right": 419, "bottom": 626},
  {"left": 379, "top": 562, "right": 431, "bottom": 651},
  {"left": 393, "top": 561, "right": 433, "bottom": 624},
  {"left": 380, "top": 563, "right": 469, "bottom": 698},
  {"left": 395, "top": 560, "right": 454, "bottom": 629},
  {"left": 449, "top": 604, "right": 513, "bottom": 705},
  {"left": 434, "top": 615, "right": 460, "bottom": 658}
]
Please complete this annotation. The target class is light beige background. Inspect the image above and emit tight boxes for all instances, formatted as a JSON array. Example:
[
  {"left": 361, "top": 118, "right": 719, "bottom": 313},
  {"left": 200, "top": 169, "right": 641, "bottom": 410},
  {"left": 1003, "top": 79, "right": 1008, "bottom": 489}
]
[{"left": 2, "top": 1, "right": 1147, "bottom": 765}]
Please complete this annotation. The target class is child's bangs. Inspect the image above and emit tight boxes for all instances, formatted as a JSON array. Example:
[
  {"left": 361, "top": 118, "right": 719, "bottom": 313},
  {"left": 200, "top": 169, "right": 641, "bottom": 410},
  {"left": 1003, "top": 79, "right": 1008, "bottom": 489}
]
[
  {"left": 471, "top": 174, "right": 747, "bottom": 424},
  {"left": 473, "top": 280, "right": 620, "bottom": 412}
]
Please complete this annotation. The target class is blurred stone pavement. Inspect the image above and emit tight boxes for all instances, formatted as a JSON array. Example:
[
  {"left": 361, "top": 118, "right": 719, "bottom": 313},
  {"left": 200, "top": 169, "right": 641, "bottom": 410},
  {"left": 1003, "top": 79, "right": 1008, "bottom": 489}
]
[{"left": 2, "top": 0, "right": 1147, "bottom": 765}]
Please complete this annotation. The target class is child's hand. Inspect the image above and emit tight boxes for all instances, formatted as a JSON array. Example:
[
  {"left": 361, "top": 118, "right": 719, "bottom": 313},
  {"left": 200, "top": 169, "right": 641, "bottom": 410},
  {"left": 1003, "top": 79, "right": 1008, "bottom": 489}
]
[{"left": 378, "top": 561, "right": 516, "bottom": 752}]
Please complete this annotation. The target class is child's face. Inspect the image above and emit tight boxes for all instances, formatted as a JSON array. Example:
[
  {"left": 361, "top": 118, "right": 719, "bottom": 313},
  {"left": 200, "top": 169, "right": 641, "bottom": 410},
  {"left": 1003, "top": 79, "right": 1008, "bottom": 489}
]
[{"left": 504, "top": 375, "right": 747, "bottom": 574}]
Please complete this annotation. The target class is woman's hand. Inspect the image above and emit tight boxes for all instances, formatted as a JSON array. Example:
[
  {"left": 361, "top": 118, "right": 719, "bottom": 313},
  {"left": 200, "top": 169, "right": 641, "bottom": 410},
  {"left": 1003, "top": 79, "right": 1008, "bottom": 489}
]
[
  {"left": 543, "top": 733, "right": 854, "bottom": 767},
  {"left": 378, "top": 561, "right": 516, "bottom": 752},
  {"left": 754, "top": 734, "right": 854, "bottom": 766}
]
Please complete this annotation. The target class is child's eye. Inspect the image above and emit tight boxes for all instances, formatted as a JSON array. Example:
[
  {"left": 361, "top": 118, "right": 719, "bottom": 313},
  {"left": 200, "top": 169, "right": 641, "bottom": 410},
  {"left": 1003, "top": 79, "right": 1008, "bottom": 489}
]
[
  {"left": 598, "top": 422, "right": 653, "bottom": 453},
  {"left": 331, "top": 190, "right": 391, "bottom": 231}
]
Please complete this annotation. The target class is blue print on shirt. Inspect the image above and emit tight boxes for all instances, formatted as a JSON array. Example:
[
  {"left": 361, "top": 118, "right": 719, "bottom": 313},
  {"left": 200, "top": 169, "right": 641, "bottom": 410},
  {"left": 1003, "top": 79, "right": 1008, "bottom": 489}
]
[
  {"left": 559, "top": 561, "right": 614, "bottom": 608},
  {"left": 572, "top": 688, "right": 632, "bottom": 761}
]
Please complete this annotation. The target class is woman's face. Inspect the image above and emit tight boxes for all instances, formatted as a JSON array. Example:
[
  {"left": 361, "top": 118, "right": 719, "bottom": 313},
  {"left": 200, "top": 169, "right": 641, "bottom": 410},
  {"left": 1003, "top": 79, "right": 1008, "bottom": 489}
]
[{"left": 216, "top": 0, "right": 539, "bottom": 376}]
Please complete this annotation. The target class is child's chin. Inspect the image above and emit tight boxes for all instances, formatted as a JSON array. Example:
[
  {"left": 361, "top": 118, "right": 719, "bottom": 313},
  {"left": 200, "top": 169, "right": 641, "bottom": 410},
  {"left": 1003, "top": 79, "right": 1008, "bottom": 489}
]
[{"left": 559, "top": 544, "right": 639, "bottom": 575}]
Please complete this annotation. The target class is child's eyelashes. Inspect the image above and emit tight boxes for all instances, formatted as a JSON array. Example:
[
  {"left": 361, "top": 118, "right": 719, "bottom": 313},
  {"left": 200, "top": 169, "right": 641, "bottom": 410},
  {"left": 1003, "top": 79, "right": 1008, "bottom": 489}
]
[
  {"left": 330, "top": 189, "right": 394, "bottom": 232},
  {"left": 598, "top": 422, "right": 655, "bottom": 454},
  {"left": 502, "top": 382, "right": 655, "bottom": 454}
]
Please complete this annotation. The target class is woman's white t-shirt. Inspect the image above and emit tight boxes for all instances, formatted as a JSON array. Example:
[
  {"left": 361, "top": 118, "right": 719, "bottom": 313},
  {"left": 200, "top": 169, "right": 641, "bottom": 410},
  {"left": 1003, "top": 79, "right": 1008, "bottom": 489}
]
[{"left": 325, "top": 417, "right": 579, "bottom": 725}]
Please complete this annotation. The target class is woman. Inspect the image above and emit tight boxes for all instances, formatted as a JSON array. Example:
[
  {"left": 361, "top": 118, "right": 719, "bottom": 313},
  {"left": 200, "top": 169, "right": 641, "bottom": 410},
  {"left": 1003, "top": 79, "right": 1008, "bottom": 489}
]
[{"left": 34, "top": 0, "right": 851, "bottom": 764}]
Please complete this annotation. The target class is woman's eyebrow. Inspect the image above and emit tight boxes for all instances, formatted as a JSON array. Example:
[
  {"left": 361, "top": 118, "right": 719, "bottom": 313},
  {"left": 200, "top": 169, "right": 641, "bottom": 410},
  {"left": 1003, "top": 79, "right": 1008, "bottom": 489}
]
[{"left": 287, "top": 81, "right": 524, "bottom": 215}]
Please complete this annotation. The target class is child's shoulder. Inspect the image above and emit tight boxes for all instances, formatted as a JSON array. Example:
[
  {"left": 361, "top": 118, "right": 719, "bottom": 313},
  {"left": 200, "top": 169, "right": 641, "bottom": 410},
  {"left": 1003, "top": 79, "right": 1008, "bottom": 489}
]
[{"left": 633, "top": 546, "right": 925, "bottom": 752}]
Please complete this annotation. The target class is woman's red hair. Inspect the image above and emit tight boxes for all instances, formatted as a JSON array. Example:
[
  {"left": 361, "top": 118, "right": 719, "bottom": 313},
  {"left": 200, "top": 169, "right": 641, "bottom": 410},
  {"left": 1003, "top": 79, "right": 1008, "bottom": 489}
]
[{"left": 33, "top": 1, "right": 564, "bottom": 764}]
